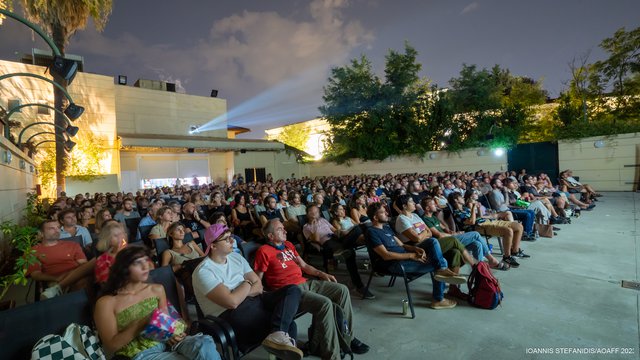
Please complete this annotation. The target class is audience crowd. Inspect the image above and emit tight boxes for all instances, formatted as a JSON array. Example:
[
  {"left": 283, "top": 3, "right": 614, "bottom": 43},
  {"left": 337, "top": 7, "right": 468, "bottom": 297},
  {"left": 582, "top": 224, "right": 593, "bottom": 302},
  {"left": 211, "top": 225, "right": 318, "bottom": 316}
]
[{"left": 26, "top": 168, "right": 602, "bottom": 359}]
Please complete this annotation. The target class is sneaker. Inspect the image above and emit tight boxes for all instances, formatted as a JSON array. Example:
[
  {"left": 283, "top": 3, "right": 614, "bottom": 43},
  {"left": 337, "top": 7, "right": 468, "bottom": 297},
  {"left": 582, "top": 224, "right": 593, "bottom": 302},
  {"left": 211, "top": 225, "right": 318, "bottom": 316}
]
[
  {"left": 446, "top": 285, "right": 469, "bottom": 301},
  {"left": 430, "top": 298, "right": 457, "bottom": 310},
  {"left": 262, "top": 331, "right": 303, "bottom": 360},
  {"left": 514, "top": 249, "right": 531, "bottom": 258},
  {"left": 350, "top": 338, "right": 370, "bottom": 354},
  {"left": 434, "top": 269, "right": 467, "bottom": 285},
  {"left": 41, "top": 284, "right": 62, "bottom": 299},
  {"left": 522, "top": 234, "right": 537, "bottom": 242},
  {"left": 502, "top": 256, "right": 520, "bottom": 268},
  {"left": 355, "top": 287, "right": 376, "bottom": 300}
]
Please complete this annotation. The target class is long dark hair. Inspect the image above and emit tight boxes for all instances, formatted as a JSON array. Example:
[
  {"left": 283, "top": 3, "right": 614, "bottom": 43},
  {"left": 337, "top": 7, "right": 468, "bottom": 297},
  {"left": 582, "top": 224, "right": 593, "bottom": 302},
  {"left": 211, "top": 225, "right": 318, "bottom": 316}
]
[{"left": 101, "top": 245, "right": 151, "bottom": 296}]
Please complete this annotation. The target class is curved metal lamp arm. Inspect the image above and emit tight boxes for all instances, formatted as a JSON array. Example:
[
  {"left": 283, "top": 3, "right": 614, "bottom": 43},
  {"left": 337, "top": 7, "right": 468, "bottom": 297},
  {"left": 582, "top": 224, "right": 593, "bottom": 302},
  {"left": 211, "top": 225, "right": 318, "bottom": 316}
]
[
  {"left": 0, "top": 9, "right": 62, "bottom": 56},
  {"left": 17, "top": 120, "right": 73, "bottom": 146},
  {"left": 8, "top": 103, "right": 74, "bottom": 125},
  {"left": 0, "top": 73, "right": 74, "bottom": 103},
  {"left": 24, "top": 130, "right": 71, "bottom": 147}
]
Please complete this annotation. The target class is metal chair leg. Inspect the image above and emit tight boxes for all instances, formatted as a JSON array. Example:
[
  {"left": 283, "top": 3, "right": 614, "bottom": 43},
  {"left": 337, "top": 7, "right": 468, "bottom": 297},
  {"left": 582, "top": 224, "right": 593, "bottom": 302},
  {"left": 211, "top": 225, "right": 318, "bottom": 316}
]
[
  {"left": 362, "top": 268, "right": 375, "bottom": 300},
  {"left": 403, "top": 273, "right": 415, "bottom": 319}
]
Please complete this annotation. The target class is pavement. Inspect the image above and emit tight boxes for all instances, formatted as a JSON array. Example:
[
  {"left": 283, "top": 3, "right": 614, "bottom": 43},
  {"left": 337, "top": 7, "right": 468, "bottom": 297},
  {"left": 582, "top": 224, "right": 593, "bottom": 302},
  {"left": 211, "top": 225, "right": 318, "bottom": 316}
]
[{"left": 244, "top": 192, "right": 640, "bottom": 360}]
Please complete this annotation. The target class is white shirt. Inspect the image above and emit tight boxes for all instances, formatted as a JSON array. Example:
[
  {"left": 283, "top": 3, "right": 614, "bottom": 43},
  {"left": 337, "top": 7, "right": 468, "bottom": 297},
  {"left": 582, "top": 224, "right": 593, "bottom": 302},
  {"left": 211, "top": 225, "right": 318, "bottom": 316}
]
[{"left": 192, "top": 253, "right": 253, "bottom": 317}]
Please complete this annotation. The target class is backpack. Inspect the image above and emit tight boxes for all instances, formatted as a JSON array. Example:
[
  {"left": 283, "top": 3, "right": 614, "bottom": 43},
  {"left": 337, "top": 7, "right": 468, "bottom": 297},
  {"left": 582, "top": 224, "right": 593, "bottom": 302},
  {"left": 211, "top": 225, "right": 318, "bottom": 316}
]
[
  {"left": 307, "top": 302, "right": 353, "bottom": 360},
  {"left": 467, "top": 262, "right": 503, "bottom": 309}
]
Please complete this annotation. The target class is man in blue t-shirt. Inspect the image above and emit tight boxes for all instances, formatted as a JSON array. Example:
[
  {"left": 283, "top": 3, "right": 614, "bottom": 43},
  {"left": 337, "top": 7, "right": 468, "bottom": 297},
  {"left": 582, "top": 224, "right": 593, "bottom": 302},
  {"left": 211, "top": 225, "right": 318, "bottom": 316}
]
[{"left": 365, "top": 203, "right": 466, "bottom": 310}]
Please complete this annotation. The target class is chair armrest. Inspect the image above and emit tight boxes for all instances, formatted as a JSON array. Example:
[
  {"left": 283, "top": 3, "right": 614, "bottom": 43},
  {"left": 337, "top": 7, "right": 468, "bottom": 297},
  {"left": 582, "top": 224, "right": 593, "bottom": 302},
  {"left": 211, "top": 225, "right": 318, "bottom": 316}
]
[
  {"left": 205, "top": 315, "right": 240, "bottom": 359},
  {"left": 191, "top": 319, "right": 231, "bottom": 360}
]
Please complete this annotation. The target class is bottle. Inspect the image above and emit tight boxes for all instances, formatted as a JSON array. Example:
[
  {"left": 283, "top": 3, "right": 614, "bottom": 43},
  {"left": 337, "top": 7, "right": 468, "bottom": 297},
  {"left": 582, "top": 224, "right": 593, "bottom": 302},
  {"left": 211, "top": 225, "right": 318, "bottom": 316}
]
[
  {"left": 402, "top": 299, "right": 409, "bottom": 315},
  {"left": 488, "top": 244, "right": 494, "bottom": 253}
]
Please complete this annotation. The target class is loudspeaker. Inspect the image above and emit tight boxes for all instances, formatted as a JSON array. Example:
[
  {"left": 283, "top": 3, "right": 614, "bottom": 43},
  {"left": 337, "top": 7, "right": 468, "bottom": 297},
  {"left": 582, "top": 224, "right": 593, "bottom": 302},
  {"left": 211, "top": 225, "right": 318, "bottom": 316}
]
[
  {"left": 187, "top": 148, "right": 195, "bottom": 153},
  {"left": 50, "top": 55, "right": 78, "bottom": 85},
  {"left": 210, "top": 89, "right": 218, "bottom": 97},
  {"left": 240, "top": 149, "right": 247, "bottom": 154},
  {"left": 166, "top": 83, "right": 176, "bottom": 92}
]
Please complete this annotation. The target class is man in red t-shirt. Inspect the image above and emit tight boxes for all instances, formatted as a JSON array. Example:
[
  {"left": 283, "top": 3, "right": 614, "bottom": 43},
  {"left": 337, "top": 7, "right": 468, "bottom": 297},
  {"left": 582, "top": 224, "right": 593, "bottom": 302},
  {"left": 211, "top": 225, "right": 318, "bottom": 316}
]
[
  {"left": 27, "top": 219, "right": 95, "bottom": 299},
  {"left": 254, "top": 219, "right": 370, "bottom": 360}
]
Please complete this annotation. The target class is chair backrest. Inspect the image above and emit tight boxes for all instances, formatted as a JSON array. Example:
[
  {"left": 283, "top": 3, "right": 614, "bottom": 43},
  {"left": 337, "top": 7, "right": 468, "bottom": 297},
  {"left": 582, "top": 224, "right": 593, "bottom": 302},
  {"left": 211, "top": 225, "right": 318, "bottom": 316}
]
[
  {"left": 0, "top": 290, "right": 92, "bottom": 360},
  {"left": 321, "top": 210, "right": 331, "bottom": 221},
  {"left": 125, "top": 217, "right": 143, "bottom": 241},
  {"left": 155, "top": 238, "right": 170, "bottom": 261},
  {"left": 148, "top": 266, "right": 184, "bottom": 317},
  {"left": 138, "top": 225, "right": 155, "bottom": 242},
  {"left": 60, "top": 235, "right": 84, "bottom": 247},
  {"left": 238, "top": 240, "right": 261, "bottom": 267},
  {"left": 297, "top": 214, "right": 308, "bottom": 227}
]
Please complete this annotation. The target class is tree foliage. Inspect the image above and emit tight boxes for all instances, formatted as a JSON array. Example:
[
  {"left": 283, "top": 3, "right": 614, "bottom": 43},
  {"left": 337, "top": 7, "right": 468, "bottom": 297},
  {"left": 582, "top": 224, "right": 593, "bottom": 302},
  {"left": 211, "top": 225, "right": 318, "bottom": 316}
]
[
  {"left": 273, "top": 122, "right": 311, "bottom": 151},
  {"left": 555, "top": 26, "right": 640, "bottom": 139}
]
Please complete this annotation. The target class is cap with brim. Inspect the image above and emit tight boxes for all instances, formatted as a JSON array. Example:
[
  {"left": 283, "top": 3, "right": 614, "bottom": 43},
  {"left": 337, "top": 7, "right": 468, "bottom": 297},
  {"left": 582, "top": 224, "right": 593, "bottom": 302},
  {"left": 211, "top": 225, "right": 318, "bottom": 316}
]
[{"left": 204, "top": 224, "right": 230, "bottom": 255}]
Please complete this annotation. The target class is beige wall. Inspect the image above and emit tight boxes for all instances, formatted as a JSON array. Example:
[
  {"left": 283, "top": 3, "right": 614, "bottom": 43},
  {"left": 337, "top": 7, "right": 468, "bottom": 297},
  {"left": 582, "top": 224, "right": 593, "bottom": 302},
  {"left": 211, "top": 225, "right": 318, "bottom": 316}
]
[
  {"left": 0, "top": 60, "right": 120, "bottom": 198},
  {"left": 234, "top": 151, "right": 310, "bottom": 181},
  {"left": 309, "top": 149, "right": 507, "bottom": 177},
  {"left": 558, "top": 132, "right": 639, "bottom": 191},
  {"left": 115, "top": 86, "right": 227, "bottom": 139}
]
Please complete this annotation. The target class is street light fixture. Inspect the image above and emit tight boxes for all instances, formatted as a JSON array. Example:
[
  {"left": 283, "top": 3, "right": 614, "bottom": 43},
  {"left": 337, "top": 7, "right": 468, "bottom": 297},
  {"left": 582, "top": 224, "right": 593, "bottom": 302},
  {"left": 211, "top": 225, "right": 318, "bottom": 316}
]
[{"left": 0, "top": 73, "right": 84, "bottom": 120}]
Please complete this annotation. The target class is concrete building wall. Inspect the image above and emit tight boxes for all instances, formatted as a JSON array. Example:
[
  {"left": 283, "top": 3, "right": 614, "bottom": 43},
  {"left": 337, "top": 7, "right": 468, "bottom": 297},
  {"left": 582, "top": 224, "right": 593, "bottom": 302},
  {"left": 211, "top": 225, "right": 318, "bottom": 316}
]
[
  {"left": 115, "top": 85, "right": 227, "bottom": 139},
  {"left": 309, "top": 149, "right": 507, "bottom": 177},
  {"left": 558, "top": 132, "right": 639, "bottom": 191},
  {"left": 234, "top": 151, "right": 310, "bottom": 181}
]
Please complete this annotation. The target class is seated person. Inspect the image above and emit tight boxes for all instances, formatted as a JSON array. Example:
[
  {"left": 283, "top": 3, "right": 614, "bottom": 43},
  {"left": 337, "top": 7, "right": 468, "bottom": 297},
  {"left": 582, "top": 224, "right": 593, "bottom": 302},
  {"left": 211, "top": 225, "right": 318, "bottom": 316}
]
[
  {"left": 94, "top": 208, "right": 113, "bottom": 234},
  {"left": 560, "top": 169, "right": 602, "bottom": 200},
  {"left": 303, "top": 205, "right": 371, "bottom": 298},
  {"left": 28, "top": 219, "right": 96, "bottom": 299},
  {"left": 209, "top": 211, "right": 243, "bottom": 254},
  {"left": 366, "top": 202, "right": 465, "bottom": 309},
  {"left": 330, "top": 203, "right": 365, "bottom": 247},
  {"left": 137, "top": 201, "right": 163, "bottom": 241},
  {"left": 255, "top": 219, "right": 370, "bottom": 360},
  {"left": 192, "top": 224, "right": 303, "bottom": 360},
  {"left": 394, "top": 195, "right": 476, "bottom": 298},
  {"left": 449, "top": 192, "right": 528, "bottom": 268},
  {"left": 58, "top": 208, "right": 93, "bottom": 248},
  {"left": 113, "top": 198, "right": 141, "bottom": 224},
  {"left": 522, "top": 175, "right": 569, "bottom": 220},
  {"left": 162, "top": 222, "right": 205, "bottom": 270},
  {"left": 94, "top": 220, "right": 128, "bottom": 284},
  {"left": 180, "top": 202, "right": 210, "bottom": 243},
  {"left": 94, "top": 245, "right": 219, "bottom": 360},
  {"left": 148, "top": 206, "right": 174, "bottom": 240},
  {"left": 487, "top": 178, "right": 535, "bottom": 239},
  {"left": 259, "top": 195, "right": 287, "bottom": 226},
  {"left": 420, "top": 197, "right": 509, "bottom": 271}
]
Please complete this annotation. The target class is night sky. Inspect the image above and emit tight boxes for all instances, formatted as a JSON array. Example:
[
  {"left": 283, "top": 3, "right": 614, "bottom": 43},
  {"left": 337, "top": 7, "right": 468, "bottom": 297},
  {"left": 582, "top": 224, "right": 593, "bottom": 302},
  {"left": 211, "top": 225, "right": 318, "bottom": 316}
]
[{"left": 1, "top": 0, "right": 639, "bottom": 138}]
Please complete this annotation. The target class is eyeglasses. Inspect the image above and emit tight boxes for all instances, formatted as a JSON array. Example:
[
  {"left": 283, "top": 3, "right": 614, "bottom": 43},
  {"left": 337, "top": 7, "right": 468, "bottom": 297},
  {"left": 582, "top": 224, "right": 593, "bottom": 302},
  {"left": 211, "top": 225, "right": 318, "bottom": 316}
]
[{"left": 213, "top": 234, "right": 233, "bottom": 243}]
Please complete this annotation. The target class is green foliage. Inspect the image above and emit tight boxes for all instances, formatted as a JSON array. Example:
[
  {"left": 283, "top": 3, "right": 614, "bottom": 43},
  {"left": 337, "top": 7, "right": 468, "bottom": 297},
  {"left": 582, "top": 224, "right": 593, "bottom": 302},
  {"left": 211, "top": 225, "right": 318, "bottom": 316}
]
[
  {"left": 0, "top": 192, "right": 45, "bottom": 301},
  {"left": 273, "top": 122, "right": 311, "bottom": 151},
  {"left": 554, "top": 26, "right": 640, "bottom": 139}
]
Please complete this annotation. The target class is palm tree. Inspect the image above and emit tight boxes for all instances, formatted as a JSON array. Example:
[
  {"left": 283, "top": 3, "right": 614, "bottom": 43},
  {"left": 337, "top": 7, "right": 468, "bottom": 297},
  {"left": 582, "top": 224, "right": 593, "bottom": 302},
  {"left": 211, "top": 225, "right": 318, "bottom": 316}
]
[{"left": 20, "top": 0, "right": 112, "bottom": 195}]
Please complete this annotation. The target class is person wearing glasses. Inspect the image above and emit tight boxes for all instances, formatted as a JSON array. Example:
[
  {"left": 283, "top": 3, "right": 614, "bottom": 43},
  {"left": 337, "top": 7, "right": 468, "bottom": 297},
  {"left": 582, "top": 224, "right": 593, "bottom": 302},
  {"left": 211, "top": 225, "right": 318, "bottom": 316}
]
[{"left": 192, "top": 224, "right": 303, "bottom": 360}]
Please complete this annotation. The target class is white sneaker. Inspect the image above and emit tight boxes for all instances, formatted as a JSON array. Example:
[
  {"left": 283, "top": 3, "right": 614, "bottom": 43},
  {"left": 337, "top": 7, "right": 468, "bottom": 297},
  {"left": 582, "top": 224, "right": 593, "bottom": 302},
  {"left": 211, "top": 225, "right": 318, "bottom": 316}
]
[
  {"left": 262, "top": 331, "right": 303, "bottom": 360},
  {"left": 41, "top": 284, "right": 62, "bottom": 299}
]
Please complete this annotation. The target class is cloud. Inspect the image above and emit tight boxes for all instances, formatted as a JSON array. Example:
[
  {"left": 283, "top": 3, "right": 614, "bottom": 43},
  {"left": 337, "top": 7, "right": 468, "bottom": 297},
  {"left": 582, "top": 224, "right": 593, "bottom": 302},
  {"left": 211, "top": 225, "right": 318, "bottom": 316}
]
[
  {"left": 66, "top": 0, "right": 373, "bottom": 134},
  {"left": 461, "top": 2, "right": 479, "bottom": 15}
]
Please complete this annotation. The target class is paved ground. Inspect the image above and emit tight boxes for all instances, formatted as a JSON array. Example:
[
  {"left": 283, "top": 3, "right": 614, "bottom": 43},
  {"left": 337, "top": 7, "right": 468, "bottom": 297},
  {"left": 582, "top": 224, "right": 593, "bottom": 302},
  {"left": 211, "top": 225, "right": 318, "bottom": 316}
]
[{"left": 244, "top": 192, "right": 639, "bottom": 360}]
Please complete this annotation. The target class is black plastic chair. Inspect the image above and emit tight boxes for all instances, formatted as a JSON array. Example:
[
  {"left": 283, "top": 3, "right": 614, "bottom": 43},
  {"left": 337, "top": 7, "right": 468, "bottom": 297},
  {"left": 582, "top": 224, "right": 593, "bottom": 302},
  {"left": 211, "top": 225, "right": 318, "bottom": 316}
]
[
  {"left": 125, "top": 217, "right": 142, "bottom": 243},
  {"left": 137, "top": 224, "right": 155, "bottom": 246},
  {"left": 362, "top": 231, "right": 433, "bottom": 319},
  {"left": 155, "top": 238, "right": 170, "bottom": 263},
  {"left": 0, "top": 290, "right": 92, "bottom": 359}
]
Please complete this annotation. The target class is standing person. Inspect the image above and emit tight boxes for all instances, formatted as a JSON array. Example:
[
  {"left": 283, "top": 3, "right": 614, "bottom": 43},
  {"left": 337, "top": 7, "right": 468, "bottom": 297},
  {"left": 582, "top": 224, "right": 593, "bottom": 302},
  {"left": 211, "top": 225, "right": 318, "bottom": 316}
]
[
  {"left": 94, "top": 246, "right": 219, "bottom": 359},
  {"left": 192, "top": 224, "right": 303, "bottom": 360},
  {"left": 255, "top": 219, "right": 371, "bottom": 360},
  {"left": 114, "top": 198, "right": 141, "bottom": 224}
]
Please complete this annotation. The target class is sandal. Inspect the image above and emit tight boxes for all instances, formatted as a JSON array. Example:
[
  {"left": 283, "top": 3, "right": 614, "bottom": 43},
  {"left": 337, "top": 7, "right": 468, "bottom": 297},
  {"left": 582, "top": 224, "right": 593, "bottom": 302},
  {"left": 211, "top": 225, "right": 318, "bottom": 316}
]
[{"left": 491, "top": 261, "right": 510, "bottom": 271}]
